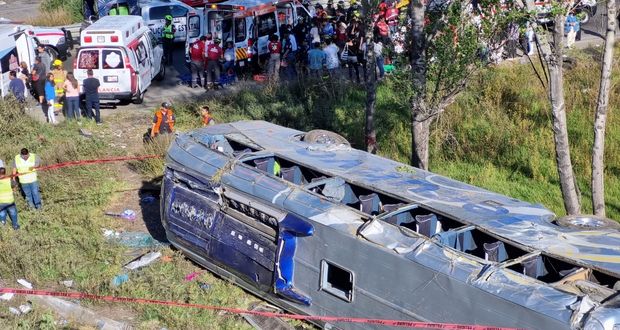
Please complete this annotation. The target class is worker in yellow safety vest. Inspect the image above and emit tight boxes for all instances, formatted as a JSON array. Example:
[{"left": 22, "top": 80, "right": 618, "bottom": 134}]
[
  {"left": 0, "top": 167, "right": 19, "bottom": 230},
  {"left": 162, "top": 15, "right": 176, "bottom": 66},
  {"left": 12, "top": 148, "right": 42, "bottom": 210},
  {"left": 51, "top": 59, "right": 67, "bottom": 113}
]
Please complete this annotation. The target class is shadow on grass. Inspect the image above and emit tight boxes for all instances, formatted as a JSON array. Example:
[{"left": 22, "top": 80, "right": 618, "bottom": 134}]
[{"left": 138, "top": 177, "right": 168, "bottom": 243}]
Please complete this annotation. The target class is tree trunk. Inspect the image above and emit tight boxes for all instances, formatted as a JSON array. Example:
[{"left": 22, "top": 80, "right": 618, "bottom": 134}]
[
  {"left": 412, "top": 113, "right": 431, "bottom": 169},
  {"left": 547, "top": 15, "right": 582, "bottom": 215},
  {"left": 409, "top": 0, "right": 429, "bottom": 169},
  {"left": 592, "top": 0, "right": 616, "bottom": 217},
  {"left": 365, "top": 36, "right": 378, "bottom": 154}
]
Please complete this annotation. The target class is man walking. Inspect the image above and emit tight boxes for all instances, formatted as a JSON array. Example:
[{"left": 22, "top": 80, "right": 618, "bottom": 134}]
[
  {"left": 163, "top": 15, "right": 176, "bottom": 65},
  {"left": 0, "top": 167, "right": 20, "bottom": 230},
  {"left": 83, "top": 69, "right": 102, "bottom": 124},
  {"left": 12, "top": 148, "right": 41, "bottom": 210}
]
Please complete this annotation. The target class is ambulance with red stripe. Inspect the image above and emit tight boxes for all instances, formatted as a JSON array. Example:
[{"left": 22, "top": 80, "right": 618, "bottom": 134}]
[
  {"left": 202, "top": 0, "right": 310, "bottom": 66},
  {"left": 74, "top": 15, "right": 164, "bottom": 104}
]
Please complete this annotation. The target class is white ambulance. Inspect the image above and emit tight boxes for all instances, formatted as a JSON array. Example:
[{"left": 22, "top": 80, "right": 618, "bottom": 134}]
[
  {"left": 75, "top": 15, "right": 164, "bottom": 104},
  {"left": 203, "top": 0, "right": 310, "bottom": 65},
  {"left": 0, "top": 24, "right": 37, "bottom": 98}
]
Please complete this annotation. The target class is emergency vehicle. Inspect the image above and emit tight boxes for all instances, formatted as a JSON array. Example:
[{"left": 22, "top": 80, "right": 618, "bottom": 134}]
[
  {"left": 32, "top": 26, "right": 72, "bottom": 61},
  {"left": 138, "top": 0, "right": 203, "bottom": 42},
  {"left": 0, "top": 24, "right": 37, "bottom": 98},
  {"left": 75, "top": 15, "right": 164, "bottom": 104},
  {"left": 202, "top": 0, "right": 310, "bottom": 66}
]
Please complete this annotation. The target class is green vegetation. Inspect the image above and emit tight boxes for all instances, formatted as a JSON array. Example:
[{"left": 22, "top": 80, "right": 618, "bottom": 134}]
[
  {"left": 0, "top": 99, "right": 252, "bottom": 329},
  {"left": 39, "top": 0, "right": 83, "bottom": 24}
]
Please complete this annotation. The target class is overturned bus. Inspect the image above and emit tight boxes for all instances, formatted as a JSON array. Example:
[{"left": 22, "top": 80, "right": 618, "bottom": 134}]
[{"left": 161, "top": 121, "right": 620, "bottom": 329}]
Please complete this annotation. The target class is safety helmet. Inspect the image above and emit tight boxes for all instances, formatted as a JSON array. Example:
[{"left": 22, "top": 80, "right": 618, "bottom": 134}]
[
  {"left": 165, "top": 15, "right": 173, "bottom": 21},
  {"left": 161, "top": 102, "right": 172, "bottom": 109},
  {"left": 53, "top": 59, "right": 62, "bottom": 66},
  {"left": 350, "top": 0, "right": 357, "bottom": 4}
]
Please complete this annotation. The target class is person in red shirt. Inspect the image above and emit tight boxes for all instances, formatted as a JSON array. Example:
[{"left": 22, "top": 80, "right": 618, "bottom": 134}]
[
  {"left": 267, "top": 34, "right": 281, "bottom": 81},
  {"left": 205, "top": 38, "right": 223, "bottom": 90},
  {"left": 188, "top": 36, "right": 206, "bottom": 88}
]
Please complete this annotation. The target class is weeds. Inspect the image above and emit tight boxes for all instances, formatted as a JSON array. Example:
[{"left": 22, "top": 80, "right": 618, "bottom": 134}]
[{"left": 25, "top": 7, "right": 75, "bottom": 27}]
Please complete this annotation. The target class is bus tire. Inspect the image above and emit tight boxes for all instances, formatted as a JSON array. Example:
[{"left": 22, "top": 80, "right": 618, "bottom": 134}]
[
  {"left": 304, "top": 130, "right": 350, "bottom": 146},
  {"left": 555, "top": 215, "right": 620, "bottom": 230}
]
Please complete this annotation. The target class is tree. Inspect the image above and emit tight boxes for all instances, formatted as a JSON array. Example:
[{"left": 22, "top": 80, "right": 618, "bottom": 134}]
[
  {"left": 362, "top": 0, "right": 379, "bottom": 154},
  {"left": 591, "top": 0, "right": 616, "bottom": 217},
  {"left": 520, "top": 0, "right": 581, "bottom": 215},
  {"left": 408, "top": 0, "right": 511, "bottom": 170}
]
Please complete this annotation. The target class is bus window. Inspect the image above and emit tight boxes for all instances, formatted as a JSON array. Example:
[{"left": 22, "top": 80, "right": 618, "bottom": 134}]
[{"left": 257, "top": 12, "right": 277, "bottom": 37}]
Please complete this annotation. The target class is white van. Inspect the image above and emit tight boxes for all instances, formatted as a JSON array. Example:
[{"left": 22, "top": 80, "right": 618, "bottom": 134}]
[
  {"left": 0, "top": 25, "right": 37, "bottom": 98},
  {"left": 203, "top": 0, "right": 310, "bottom": 65},
  {"left": 139, "top": 0, "right": 203, "bottom": 43},
  {"left": 75, "top": 15, "right": 164, "bottom": 104}
]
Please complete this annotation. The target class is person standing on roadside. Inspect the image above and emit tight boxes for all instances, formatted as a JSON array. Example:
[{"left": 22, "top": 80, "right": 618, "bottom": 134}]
[
  {"left": 163, "top": 15, "right": 176, "bottom": 65},
  {"left": 83, "top": 69, "right": 102, "bottom": 124},
  {"left": 31, "top": 57, "right": 46, "bottom": 106},
  {"left": 51, "top": 59, "right": 67, "bottom": 114},
  {"left": 267, "top": 34, "right": 281, "bottom": 81},
  {"left": 205, "top": 38, "right": 223, "bottom": 90},
  {"left": 12, "top": 148, "right": 41, "bottom": 210},
  {"left": 0, "top": 167, "right": 20, "bottom": 230},
  {"left": 189, "top": 36, "right": 206, "bottom": 88},
  {"left": 8, "top": 71, "right": 26, "bottom": 103},
  {"left": 63, "top": 72, "right": 81, "bottom": 121},
  {"left": 37, "top": 45, "right": 51, "bottom": 74},
  {"left": 151, "top": 102, "right": 176, "bottom": 138},
  {"left": 44, "top": 73, "right": 57, "bottom": 124}
]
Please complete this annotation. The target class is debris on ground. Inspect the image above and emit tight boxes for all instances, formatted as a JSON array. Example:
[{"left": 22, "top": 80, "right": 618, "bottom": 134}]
[
  {"left": 0, "top": 293, "right": 14, "bottom": 301},
  {"left": 124, "top": 251, "right": 161, "bottom": 270},
  {"left": 103, "top": 230, "right": 167, "bottom": 249},
  {"left": 8, "top": 307, "right": 20, "bottom": 315},
  {"left": 105, "top": 209, "right": 137, "bottom": 221},
  {"left": 161, "top": 255, "right": 173, "bottom": 263},
  {"left": 140, "top": 196, "right": 156, "bottom": 204},
  {"left": 79, "top": 128, "right": 93, "bottom": 138},
  {"left": 17, "top": 279, "right": 32, "bottom": 289},
  {"left": 184, "top": 271, "right": 203, "bottom": 282},
  {"left": 18, "top": 303, "right": 32, "bottom": 314},
  {"left": 29, "top": 294, "right": 130, "bottom": 329},
  {"left": 60, "top": 280, "right": 74, "bottom": 288},
  {"left": 242, "top": 302, "right": 293, "bottom": 330},
  {"left": 197, "top": 282, "right": 211, "bottom": 290},
  {"left": 111, "top": 273, "right": 129, "bottom": 287}
]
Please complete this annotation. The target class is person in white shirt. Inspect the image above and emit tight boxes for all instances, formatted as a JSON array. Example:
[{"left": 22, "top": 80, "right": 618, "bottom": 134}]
[{"left": 323, "top": 38, "right": 340, "bottom": 74}]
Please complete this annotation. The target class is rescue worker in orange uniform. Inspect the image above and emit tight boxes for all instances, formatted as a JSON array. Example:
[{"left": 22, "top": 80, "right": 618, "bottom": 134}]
[{"left": 151, "top": 102, "right": 176, "bottom": 138}]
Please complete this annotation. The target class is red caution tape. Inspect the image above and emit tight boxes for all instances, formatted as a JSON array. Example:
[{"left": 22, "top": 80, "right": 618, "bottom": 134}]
[
  {"left": 1, "top": 155, "right": 162, "bottom": 180},
  {"left": 0, "top": 287, "right": 524, "bottom": 330}
]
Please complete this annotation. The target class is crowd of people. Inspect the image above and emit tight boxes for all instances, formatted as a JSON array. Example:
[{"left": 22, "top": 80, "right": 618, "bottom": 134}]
[
  {"left": 7, "top": 45, "right": 103, "bottom": 125},
  {"left": 184, "top": 0, "right": 406, "bottom": 87}
]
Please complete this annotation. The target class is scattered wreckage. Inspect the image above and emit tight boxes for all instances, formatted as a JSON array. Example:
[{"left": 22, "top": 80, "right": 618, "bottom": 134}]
[{"left": 161, "top": 121, "right": 620, "bottom": 329}]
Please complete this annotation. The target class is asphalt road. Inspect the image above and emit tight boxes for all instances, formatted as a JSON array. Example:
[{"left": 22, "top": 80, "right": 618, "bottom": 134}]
[{"left": 0, "top": 0, "right": 42, "bottom": 22}]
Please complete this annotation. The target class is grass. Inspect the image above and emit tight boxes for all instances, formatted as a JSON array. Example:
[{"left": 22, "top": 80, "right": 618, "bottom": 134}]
[{"left": 24, "top": 8, "right": 75, "bottom": 27}]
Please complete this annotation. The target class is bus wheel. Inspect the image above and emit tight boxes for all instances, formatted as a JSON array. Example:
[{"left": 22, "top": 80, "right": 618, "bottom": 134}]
[
  {"left": 555, "top": 215, "right": 620, "bottom": 230},
  {"left": 303, "top": 129, "right": 350, "bottom": 146}
]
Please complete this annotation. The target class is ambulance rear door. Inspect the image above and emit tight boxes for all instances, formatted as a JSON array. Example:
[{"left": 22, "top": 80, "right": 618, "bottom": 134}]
[{"left": 100, "top": 47, "right": 132, "bottom": 95}]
